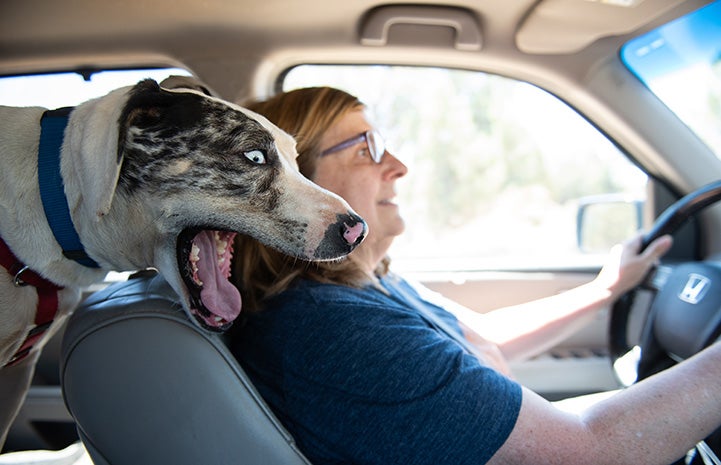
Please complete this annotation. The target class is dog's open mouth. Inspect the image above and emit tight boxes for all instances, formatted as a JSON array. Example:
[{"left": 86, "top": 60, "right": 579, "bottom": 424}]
[{"left": 178, "top": 228, "right": 240, "bottom": 332}]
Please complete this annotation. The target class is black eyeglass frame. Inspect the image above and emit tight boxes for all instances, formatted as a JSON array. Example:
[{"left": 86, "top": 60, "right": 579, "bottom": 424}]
[{"left": 319, "top": 130, "right": 385, "bottom": 163}]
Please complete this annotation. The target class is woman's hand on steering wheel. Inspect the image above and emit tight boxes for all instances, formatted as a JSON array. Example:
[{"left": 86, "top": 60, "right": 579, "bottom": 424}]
[
  {"left": 594, "top": 232, "right": 673, "bottom": 300},
  {"left": 609, "top": 179, "right": 721, "bottom": 382}
]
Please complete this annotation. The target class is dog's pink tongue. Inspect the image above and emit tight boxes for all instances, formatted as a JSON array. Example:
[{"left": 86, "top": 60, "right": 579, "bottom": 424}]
[{"left": 194, "top": 230, "right": 241, "bottom": 323}]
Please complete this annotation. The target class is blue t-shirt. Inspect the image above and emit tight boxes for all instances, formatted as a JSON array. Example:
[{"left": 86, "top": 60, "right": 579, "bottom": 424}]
[{"left": 230, "top": 275, "right": 522, "bottom": 465}]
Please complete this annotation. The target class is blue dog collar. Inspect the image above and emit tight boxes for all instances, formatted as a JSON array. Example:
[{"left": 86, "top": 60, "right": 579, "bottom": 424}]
[{"left": 38, "top": 108, "right": 100, "bottom": 269}]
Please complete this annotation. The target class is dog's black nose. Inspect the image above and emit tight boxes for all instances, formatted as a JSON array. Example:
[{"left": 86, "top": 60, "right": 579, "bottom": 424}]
[
  {"left": 314, "top": 212, "right": 367, "bottom": 259},
  {"left": 342, "top": 215, "right": 366, "bottom": 246}
]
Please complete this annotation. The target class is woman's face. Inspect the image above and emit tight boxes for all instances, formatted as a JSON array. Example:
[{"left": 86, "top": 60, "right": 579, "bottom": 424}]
[{"left": 312, "top": 109, "right": 408, "bottom": 271}]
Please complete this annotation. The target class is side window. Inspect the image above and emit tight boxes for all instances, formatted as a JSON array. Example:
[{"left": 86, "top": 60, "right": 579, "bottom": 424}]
[
  {"left": 0, "top": 68, "right": 190, "bottom": 108},
  {"left": 287, "top": 66, "right": 648, "bottom": 272}
]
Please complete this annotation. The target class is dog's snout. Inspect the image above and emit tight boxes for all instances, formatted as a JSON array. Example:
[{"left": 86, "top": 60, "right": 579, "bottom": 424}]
[{"left": 313, "top": 212, "right": 367, "bottom": 260}]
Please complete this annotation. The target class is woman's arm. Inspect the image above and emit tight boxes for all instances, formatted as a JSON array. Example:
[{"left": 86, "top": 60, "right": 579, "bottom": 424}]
[
  {"left": 489, "top": 340, "right": 721, "bottom": 464},
  {"left": 470, "top": 233, "right": 672, "bottom": 361}
]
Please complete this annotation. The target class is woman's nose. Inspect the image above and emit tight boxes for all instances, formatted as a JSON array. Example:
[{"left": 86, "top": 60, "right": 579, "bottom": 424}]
[{"left": 382, "top": 150, "right": 408, "bottom": 179}]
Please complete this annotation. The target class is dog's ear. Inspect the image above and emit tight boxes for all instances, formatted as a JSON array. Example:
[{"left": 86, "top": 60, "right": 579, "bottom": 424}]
[
  {"left": 117, "top": 78, "right": 204, "bottom": 144},
  {"left": 64, "top": 81, "right": 161, "bottom": 219},
  {"left": 76, "top": 79, "right": 178, "bottom": 219},
  {"left": 69, "top": 79, "right": 199, "bottom": 220},
  {"left": 117, "top": 79, "right": 166, "bottom": 148},
  {"left": 160, "top": 75, "right": 217, "bottom": 97}
]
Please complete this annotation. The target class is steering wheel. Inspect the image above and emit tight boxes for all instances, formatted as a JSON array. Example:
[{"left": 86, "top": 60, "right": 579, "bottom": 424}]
[{"left": 609, "top": 179, "right": 721, "bottom": 385}]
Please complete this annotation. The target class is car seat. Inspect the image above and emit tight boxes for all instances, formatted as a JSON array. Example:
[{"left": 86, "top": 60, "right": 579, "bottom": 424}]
[{"left": 60, "top": 270, "right": 312, "bottom": 465}]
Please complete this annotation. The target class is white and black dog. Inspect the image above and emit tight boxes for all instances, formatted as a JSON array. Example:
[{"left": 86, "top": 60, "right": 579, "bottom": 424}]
[{"left": 0, "top": 78, "right": 366, "bottom": 447}]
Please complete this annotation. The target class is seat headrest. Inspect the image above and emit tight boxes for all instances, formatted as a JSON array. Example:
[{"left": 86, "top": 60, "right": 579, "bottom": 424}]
[{"left": 60, "top": 271, "right": 311, "bottom": 465}]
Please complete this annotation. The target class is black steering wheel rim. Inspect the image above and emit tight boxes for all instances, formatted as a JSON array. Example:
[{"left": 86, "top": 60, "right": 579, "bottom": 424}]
[{"left": 609, "top": 179, "right": 721, "bottom": 371}]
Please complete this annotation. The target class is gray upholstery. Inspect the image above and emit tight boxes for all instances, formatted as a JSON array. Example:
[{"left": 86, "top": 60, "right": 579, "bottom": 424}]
[{"left": 60, "top": 271, "right": 311, "bottom": 465}]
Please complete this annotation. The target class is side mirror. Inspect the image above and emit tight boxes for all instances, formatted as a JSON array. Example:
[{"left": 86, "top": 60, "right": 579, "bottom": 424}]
[{"left": 577, "top": 195, "right": 643, "bottom": 253}]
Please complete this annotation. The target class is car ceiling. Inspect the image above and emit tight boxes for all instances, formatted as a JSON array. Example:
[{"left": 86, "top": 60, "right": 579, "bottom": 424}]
[
  {"left": 3, "top": 0, "right": 721, "bottom": 251},
  {"left": 0, "top": 0, "right": 711, "bottom": 101}
]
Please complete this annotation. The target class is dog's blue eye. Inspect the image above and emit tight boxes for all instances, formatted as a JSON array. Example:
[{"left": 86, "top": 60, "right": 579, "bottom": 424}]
[{"left": 244, "top": 150, "right": 266, "bottom": 164}]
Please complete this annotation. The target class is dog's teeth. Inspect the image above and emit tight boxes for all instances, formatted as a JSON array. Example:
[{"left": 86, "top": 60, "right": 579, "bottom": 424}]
[
  {"left": 214, "top": 233, "right": 228, "bottom": 257},
  {"left": 190, "top": 243, "right": 201, "bottom": 263},
  {"left": 189, "top": 243, "right": 203, "bottom": 286}
]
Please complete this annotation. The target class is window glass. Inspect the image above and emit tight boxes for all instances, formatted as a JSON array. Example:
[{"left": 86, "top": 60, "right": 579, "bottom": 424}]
[
  {"left": 0, "top": 67, "right": 191, "bottom": 108},
  {"left": 621, "top": 0, "right": 721, "bottom": 157},
  {"left": 284, "top": 66, "right": 647, "bottom": 272}
]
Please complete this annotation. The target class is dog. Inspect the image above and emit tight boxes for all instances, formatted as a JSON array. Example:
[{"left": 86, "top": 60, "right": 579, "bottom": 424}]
[{"left": 0, "top": 78, "right": 367, "bottom": 447}]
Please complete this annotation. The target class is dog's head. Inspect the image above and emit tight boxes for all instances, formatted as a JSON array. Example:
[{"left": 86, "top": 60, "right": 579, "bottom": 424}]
[{"left": 69, "top": 79, "right": 366, "bottom": 331}]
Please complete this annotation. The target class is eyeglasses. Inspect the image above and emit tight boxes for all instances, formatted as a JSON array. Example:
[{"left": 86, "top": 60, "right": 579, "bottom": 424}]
[{"left": 320, "top": 130, "right": 386, "bottom": 164}]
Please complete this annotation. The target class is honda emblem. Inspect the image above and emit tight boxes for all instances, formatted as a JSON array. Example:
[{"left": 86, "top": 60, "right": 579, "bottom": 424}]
[{"left": 679, "top": 273, "right": 711, "bottom": 304}]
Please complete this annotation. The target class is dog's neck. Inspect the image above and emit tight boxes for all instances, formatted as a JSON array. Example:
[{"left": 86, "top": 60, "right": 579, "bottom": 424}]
[{"left": 38, "top": 109, "right": 100, "bottom": 269}]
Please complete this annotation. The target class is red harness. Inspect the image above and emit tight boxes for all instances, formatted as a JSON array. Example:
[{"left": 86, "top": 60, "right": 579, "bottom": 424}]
[{"left": 0, "top": 237, "right": 63, "bottom": 367}]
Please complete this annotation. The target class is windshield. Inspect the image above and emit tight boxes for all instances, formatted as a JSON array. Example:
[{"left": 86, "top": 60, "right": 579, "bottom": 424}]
[{"left": 621, "top": 0, "right": 721, "bottom": 157}]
